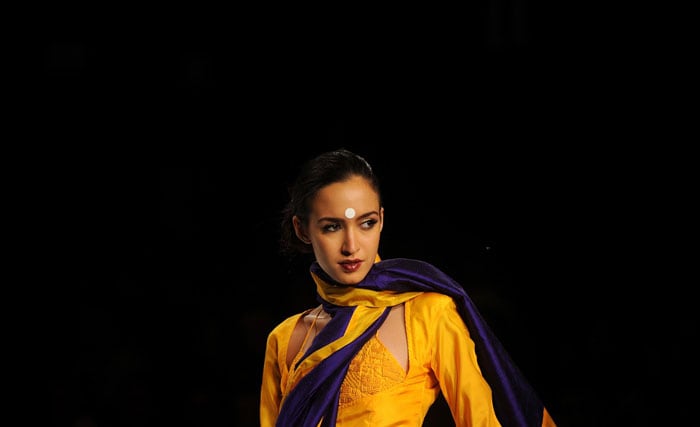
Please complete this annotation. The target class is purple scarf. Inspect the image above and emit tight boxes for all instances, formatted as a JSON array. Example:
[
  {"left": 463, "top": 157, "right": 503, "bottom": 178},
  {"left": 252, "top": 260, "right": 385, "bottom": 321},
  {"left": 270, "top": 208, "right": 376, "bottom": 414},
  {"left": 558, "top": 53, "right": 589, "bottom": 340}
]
[{"left": 276, "top": 258, "right": 547, "bottom": 427}]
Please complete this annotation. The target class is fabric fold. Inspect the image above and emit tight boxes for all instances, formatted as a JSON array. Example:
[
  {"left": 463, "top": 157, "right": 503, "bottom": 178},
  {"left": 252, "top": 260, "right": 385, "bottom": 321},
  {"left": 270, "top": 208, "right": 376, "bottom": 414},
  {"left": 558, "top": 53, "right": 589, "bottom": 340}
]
[{"left": 276, "top": 258, "right": 549, "bottom": 427}]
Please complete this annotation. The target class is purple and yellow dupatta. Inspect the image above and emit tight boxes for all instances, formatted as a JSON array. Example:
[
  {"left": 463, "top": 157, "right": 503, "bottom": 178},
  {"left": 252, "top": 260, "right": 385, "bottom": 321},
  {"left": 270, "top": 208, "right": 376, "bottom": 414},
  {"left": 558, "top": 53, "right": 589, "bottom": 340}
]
[{"left": 276, "top": 258, "right": 554, "bottom": 427}]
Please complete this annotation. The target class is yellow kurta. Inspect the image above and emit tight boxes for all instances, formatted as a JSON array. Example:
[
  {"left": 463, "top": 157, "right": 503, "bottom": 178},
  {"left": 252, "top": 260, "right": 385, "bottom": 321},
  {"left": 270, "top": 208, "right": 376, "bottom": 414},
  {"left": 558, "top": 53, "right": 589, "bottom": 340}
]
[{"left": 260, "top": 292, "right": 502, "bottom": 426}]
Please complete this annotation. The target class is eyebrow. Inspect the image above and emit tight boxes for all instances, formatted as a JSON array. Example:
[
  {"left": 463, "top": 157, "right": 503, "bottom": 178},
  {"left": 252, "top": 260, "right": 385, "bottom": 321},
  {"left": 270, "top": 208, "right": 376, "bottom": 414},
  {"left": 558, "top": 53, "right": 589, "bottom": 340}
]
[{"left": 315, "top": 211, "right": 380, "bottom": 223}]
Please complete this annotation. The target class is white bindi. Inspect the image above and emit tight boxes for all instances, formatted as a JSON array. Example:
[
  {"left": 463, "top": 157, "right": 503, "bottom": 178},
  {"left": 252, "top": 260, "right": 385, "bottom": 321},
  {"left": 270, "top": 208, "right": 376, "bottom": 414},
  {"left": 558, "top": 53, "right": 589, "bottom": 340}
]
[{"left": 344, "top": 208, "right": 356, "bottom": 219}]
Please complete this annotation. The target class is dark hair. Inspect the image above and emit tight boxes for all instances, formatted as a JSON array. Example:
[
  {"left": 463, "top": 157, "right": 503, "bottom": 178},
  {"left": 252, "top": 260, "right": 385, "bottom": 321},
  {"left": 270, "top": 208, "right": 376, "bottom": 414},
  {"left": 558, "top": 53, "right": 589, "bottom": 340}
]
[{"left": 279, "top": 148, "right": 382, "bottom": 256}]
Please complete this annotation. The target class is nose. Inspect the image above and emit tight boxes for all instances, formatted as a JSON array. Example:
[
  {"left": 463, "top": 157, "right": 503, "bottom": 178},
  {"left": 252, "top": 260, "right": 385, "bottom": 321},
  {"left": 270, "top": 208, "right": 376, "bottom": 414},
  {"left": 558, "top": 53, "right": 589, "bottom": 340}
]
[{"left": 341, "top": 228, "right": 359, "bottom": 256}]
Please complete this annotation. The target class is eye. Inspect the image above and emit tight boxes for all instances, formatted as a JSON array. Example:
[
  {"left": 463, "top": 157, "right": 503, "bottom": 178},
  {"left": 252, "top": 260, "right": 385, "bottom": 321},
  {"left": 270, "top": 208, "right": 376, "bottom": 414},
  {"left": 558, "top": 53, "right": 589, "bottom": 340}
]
[
  {"left": 361, "top": 219, "right": 379, "bottom": 229},
  {"left": 322, "top": 223, "right": 341, "bottom": 232}
]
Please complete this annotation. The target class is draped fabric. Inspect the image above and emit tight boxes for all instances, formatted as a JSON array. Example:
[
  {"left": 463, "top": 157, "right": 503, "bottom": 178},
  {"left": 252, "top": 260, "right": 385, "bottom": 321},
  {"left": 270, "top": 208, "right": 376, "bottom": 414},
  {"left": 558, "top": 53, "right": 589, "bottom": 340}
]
[{"left": 276, "top": 258, "right": 550, "bottom": 427}]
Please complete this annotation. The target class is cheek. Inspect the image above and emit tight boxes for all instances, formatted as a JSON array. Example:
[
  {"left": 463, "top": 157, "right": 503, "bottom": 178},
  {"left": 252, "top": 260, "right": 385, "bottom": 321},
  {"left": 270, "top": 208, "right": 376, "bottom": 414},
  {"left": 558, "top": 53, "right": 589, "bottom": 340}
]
[
  {"left": 361, "top": 231, "right": 382, "bottom": 248},
  {"left": 368, "top": 228, "right": 383, "bottom": 239},
  {"left": 365, "top": 232, "right": 380, "bottom": 242},
  {"left": 313, "top": 236, "right": 338, "bottom": 251}
]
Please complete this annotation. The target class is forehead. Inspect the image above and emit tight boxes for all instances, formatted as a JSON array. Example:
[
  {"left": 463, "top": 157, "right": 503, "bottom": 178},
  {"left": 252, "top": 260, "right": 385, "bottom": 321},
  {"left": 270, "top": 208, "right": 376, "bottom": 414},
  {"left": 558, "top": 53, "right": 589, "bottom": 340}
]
[{"left": 312, "top": 176, "right": 379, "bottom": 216}]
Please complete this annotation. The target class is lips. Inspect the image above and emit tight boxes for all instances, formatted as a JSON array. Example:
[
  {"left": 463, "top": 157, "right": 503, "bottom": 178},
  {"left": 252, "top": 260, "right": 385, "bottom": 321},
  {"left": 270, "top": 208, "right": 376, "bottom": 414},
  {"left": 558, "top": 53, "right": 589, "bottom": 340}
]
[{"left": 339, "top": 261, "right": 362, "bottom": 273}]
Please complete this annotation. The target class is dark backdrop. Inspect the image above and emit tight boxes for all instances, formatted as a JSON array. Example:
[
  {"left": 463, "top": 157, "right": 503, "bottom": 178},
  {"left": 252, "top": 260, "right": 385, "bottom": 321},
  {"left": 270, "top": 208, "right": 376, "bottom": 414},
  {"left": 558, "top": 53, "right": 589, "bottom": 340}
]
[{"left": 32, "top": 4, "right": 695, "bottom": 427}]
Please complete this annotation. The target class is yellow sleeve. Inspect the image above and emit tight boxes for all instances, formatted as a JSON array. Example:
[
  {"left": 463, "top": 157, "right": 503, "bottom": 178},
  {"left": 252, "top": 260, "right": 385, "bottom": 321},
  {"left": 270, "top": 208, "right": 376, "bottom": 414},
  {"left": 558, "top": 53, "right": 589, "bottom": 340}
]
[
  {"left": 260, "top": 315, "right": 298, "bottom": 427},
  {"left": 419, "top": 293, "right": 502, "bottom": 427}
]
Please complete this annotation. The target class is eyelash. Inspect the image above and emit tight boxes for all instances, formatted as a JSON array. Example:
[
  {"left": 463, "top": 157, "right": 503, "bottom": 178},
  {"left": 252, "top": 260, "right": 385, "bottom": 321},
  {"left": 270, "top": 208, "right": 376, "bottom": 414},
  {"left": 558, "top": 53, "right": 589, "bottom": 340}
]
[{"left": 322, "top": 219, "right": 378, "bottom": 233}]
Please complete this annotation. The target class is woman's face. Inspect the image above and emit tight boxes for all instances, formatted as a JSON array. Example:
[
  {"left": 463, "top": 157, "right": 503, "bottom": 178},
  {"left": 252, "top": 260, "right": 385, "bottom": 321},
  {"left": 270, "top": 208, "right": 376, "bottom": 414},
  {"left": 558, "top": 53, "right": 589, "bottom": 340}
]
[{"left": 295, "top": 175, "right": 383, "bottom": 285}]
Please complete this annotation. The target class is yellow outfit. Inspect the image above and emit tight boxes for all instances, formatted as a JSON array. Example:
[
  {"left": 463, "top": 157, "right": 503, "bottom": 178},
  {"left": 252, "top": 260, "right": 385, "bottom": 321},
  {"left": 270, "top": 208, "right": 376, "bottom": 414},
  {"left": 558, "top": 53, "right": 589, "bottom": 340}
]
[{"left": 260, "top": 292, "right": 502, "bottom": 426}]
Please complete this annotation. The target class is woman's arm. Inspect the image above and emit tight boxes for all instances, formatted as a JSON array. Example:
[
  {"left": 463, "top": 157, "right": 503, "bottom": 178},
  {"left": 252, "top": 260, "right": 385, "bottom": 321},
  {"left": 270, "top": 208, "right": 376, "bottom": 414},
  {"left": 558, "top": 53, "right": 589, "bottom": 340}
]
[
  {"left": 260, "top": 329, "right": 283, "bottom": 427},
  {"left": 430, "top": 295, "right": 503, "bottom": 427}
]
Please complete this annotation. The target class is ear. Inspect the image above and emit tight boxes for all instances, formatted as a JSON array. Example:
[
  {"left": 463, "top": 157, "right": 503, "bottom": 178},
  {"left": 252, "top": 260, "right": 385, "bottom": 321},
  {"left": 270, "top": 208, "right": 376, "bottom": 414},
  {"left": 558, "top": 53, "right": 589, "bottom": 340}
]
[
  {"left": 379, "top": 207, "right": 384, "bottom": 232},
  {"left": 293, "top": 215, "right": 311, "bottom": 244}
]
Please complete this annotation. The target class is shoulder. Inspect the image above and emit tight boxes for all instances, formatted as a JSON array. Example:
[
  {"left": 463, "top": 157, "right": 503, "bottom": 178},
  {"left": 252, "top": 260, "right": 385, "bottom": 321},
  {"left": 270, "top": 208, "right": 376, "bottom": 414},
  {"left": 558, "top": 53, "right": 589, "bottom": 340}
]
[
  {"left": 407, "top": 292, "right": 457, "bottom": 313},
  {"left": 266, "top": 311, "right": 305, "bottom": 344},
  {"left": 404, "top": 293, "right": 470, "bottom": 360},
  {"left": 405, "top": 292, "right": 461, "bottom": 329}
]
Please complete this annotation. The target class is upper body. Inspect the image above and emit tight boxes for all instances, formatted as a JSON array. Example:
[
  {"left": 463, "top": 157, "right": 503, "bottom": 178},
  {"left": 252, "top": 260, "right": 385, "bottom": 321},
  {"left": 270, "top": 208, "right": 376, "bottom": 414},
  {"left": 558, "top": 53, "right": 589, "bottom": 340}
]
[
  {"left": 261, "top": 291, "right": 500, "bottom": 426},
  {"left": 259, "top": 148, "right": 556, "bottom": 427}
]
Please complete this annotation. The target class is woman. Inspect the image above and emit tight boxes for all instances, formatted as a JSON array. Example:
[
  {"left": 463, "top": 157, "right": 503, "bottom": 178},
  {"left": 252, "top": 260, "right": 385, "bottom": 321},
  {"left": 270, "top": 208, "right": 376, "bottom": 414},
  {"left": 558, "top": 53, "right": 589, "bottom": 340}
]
[{"left": 260, "top": 148, "right": 556, "bottom": 426}]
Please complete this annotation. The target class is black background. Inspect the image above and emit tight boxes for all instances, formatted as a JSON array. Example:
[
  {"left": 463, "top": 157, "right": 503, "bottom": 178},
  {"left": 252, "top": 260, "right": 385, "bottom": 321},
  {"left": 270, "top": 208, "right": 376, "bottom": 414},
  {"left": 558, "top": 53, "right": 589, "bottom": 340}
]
[{"left": 29, "top": 4, "right": 696, "bottom": 427}]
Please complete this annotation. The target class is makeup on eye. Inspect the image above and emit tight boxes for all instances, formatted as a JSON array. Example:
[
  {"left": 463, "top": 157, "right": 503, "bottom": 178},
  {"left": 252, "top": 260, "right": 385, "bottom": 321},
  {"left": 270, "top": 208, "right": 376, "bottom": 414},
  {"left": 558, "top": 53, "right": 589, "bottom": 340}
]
[
  {"left": 317, "top": 216, "right": 380, "bottom": 232},
  {"left": 316, "top": 211, "right": 380, "bottom": 225}
]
